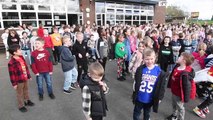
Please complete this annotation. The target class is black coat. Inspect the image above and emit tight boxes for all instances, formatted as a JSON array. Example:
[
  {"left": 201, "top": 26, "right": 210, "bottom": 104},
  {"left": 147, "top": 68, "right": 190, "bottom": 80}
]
[{"left": 132, "top": 64, "right": 168, "bottom": 113}]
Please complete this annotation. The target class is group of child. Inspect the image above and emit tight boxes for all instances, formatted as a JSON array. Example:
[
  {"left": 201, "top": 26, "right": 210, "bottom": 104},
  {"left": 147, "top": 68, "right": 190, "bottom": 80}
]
[{"left": 4, "top": 23, "right": 213, "bottom": 120}]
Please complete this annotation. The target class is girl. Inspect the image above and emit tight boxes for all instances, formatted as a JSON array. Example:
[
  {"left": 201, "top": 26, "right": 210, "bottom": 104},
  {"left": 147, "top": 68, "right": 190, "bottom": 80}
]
[
  {"left": 129, "top": 41, "right": 145, "bottom": 79},
  {"left": 115, "top": 34, "right": 127, "bottom": 81},
  {"left": 20, "top": 32, "right": 31, "bottom": 65},
  {"left": 1, "top": 28, "right": 9, "bottom": 59},
  {"left": 7, "top": 29, "right": 20, "bottom": 47},
  {"left": 158, "top": 36, "right": 174, "bottom": 72}
]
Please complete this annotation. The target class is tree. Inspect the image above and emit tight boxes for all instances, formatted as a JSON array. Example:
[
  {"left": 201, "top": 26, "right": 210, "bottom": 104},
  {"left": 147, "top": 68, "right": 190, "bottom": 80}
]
[
  {"left": 211, "top": 15, "right": 213, "bottom": 20},
  {"left": 166, "top": 6, "right": 188, "bottom": 19}
]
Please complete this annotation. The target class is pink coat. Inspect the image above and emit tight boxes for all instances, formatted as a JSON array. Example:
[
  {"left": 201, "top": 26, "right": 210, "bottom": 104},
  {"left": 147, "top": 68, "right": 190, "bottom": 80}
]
[
  {"left": 129, "top": 35, "right": 137, "bottom": 53},
  {"left": 129, "top": 50, "right": 143, "bottom": 75}
]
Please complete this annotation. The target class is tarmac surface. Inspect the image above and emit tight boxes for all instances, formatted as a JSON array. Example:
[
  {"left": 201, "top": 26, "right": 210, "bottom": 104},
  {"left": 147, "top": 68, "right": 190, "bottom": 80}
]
[{"left": 0, "top": 53, "right": 212, "bottom": 120}]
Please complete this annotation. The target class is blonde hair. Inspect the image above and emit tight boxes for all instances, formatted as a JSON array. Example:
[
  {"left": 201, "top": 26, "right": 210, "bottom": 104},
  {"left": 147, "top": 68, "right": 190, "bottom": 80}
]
[
  {"left": 143, "top": 36, "right": 153, "bottom": 47},
  {"left": 35, "top": 37, "right": 44, "bottom": 44},
  {"left": 198, "top": 42, "right": 207, "bottom": 51},
  {"left": 88, "top": 62, "right": 104, "bottom": 77},
  {"left": 143, "top": 48, "right": 155, "bottom": 58},
  {"left": 181, "top": 52, "right": 194, "bottom": 66},
  {"left": 62, "top": 36, "right": 71, "bottom": 44}
]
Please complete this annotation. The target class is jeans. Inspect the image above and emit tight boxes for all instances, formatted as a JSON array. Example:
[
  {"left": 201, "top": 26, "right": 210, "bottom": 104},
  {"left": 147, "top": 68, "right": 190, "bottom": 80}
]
[
  {"left": 36, "top": 72, "right": 53, "bottom": 95},
  {"left": 133, "top": 101, "right": 152, "bottom": 120},
  {"left": 63, "top": 67, "right": 78, "bottom": 90},
  {"left": 22, "top": 50, "right": 31, "bottom": 64}
]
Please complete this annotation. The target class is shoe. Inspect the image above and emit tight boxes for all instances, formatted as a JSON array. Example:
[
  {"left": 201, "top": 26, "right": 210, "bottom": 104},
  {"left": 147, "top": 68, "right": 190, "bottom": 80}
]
[
  {"left": 70, "top": 83, "right": 77, "bottom": 90},
  {"left": 63, "top": 89, "right": 72, "bottom": 94},
  {"left": 117, "top": 77, "right": 125, "bottom": 81},
  {"left": 193, "top": 107, "right": 206, "bottom": 118},
  {"left": 49, "top": 93, "right": 55, "bottom": 99},
  {"left": 121, "top": 76, "right": 126, "bottom": 80},
  {"left": 24, "top": 100, "right": 35, "bottom": 106},
  {"left": 39, "top": 94, "right": 43, "bottom": 101},
  {"left": 19, "top": 106, "right": 27, "bottom": 112},
  {"left": 166, "top": 114, "right": 177, "bottom": 120},
  {"left": 203, "top": 107, "right": 210, "bottom": 114}
]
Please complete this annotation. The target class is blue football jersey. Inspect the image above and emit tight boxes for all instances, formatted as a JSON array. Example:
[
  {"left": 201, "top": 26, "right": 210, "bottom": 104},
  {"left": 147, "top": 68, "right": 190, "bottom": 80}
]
[{"left": 137, "top": 65, "right": 161, "bottom": 103}]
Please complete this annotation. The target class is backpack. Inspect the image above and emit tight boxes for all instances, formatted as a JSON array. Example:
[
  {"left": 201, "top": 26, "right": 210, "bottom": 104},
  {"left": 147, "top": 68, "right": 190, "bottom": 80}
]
[{"left": 184, "top": 67, "right": 196, "bottom": 100}]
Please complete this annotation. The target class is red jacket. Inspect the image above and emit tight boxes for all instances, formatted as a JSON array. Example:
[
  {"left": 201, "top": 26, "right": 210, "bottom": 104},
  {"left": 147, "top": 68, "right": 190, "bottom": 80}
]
[
  {"left": 8, "top": 56, "right": 31, "bottom": 86},
  {"left": 42, "top": 35, "right": 54, "bottom": 49},
  {"left": 37, "top": 27, "right": 44, "bottom": 38},
  {"left": 168, "top": 65, "right": 196, "bottom": 102},
  {"left": 31, "top": 49, "right": 53, "bottom": 74}
]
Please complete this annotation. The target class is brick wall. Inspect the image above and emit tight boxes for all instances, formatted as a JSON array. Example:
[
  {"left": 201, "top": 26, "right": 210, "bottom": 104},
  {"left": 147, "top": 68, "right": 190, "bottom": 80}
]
[
  {"left": 80, "top": 0, "right": 96, "bottom": 25},
  {"left": 153, "top": 4, "right": 166, "bottom": 24}
]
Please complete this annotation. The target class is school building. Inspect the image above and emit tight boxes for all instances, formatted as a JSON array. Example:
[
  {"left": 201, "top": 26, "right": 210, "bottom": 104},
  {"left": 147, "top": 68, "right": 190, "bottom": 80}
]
[{"left": 0, "top": 0, "right": 166, "bottom": 29}]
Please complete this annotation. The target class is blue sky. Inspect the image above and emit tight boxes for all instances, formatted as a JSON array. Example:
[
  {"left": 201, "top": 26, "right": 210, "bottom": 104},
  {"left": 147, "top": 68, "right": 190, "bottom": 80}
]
[{"left": 167, "top": 0, "right": 213, "bottom": 20}]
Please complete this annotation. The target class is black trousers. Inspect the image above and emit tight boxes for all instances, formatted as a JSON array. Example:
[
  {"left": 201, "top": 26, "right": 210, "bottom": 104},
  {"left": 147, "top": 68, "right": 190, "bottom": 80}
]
[
  {"left": 99, "top": 57, "right": 107, "bottom": 70},
  {"left": 77, "top": 62, "right": 88, "bottom": 83},
  {"left": 53, "top": 46, "right": 61, "bottom": 62},
  {"left": 91, "top": 116, "right": 103, "bottom": 120}
]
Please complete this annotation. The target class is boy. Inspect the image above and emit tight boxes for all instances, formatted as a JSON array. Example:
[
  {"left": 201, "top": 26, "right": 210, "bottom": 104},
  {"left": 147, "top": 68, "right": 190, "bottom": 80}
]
[
  {"left": 8, "top": 44, "right": 34, "bottom": 112},
  {"left": 167, "top": 52, "right": 195, "bottom": 120},
  {"left": 42, "top": 29, "right": 56, "bottom": 65},
  {"left": 60, "top": 36, "right": 78, "bottom": 94},
  {"left": 31, "top": 38, "right": 55, "bottom": 101},
  {"left": 30, "top": 30, "right": 38, "bottom": 51},
  {"left": 81, "top": 62, "right": 108, "bottom": 120},
  {"left": 132, "top": 48, "right": 167, "bottom": 120},
  {"left": 72, "top": 32, "right": 89, "bottom": 83},
  {"left": 50, "top": 26, "right": 62, "bottom": 63}
]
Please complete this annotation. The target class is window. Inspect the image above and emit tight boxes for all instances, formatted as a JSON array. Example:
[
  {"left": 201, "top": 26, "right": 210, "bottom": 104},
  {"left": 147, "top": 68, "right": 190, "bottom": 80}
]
[
  {"left": 38, "top": 5, "right": 51, "bottom": 11},
  {"left": 2, "top": 4, "right": 16, "bottom": 10},
  {"left": 54, "top": 13, "right": 66, "bottom": 19},
  {"left": 125, "top": 10, "right": 132, "bottom": 14},
  {"left": 97, "top": 14, "right": 101, "bottom": 19},
  {"left": 95, "top": 2, "right": 105, "bottom": 13},
  {"left": 107, "top": 9, "right": 114, "bottom": 13},
  {"left": 133, "top": 5, "right": 140, "bottom": 9},
  {"left": 125, "top": 4, "right": 132, "bottom": 9},
  {"left": 125, "top": 15, "right": 132, "bottom": 20},
  {"left": 141, "top": 16, "right": 146, "bottom": 20},
  {"left": 116, "top": 15, "right": 123, "bottom": 20},
  {"left": 133, "top": 16, "right": 139, "bottom": 20},
  {"left": 22, "top": 21, "right": 37, "bottom": 27},
  {"left": 116, "top": 3, "right": 124, "bottom": 8},
  {"left": 39, "top": 20, "right": 52, "bottom": 27},
  {"left": 3, "top": 21, "right": 19, "bottom": 28},
  {"left": 2, "top": 12, "right": 19, "bottom": 19},
  {"left": 125, "top": 21, "right": 131, "bottom": 25},
  {"left": 148, "top": 16, "right": 153, "bottom": 20},
  {"left": 116, "top": 9, "right": 123, "bottom": 13},
  {"left": 54, "top": 21, "right": 66, "bottom": 26},
  {"left": 140, "top": 21, "right": 146, "bottom": 25},
  {"left": 21, "top": 12, "right": 36, "bottom": 19},
  {"left": 54, "top": 5, "right": 65, "bottom": 11},
  {"left": 21, "top": 5, "right": 34, "bottom": 10},
  {"left": 0, "top": 0, "right": 17, "bottom": 2},
  {"left": 106, "top": 2, "right": 115, "bottom": 8},
  {"left": 38, "top": 13, "right": 52, "bottom": 19},
  {"left": 133, "top": 21, "right": 139, "bottom": 25}
]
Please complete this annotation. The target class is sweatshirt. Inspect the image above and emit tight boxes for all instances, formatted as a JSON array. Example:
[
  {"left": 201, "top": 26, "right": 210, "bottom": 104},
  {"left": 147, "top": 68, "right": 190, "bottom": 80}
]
[
  {"left": 31, "top": 49, "right": 53, "bottom": 74},
  {"left": 42, "top": 35, "right": 54, "bottom": 49},
  {"left": 60, "top": 46, "right": 75, "bottom": 72},
  {"left": 115, "top": 42, "right": 126, "bottom": 58}
]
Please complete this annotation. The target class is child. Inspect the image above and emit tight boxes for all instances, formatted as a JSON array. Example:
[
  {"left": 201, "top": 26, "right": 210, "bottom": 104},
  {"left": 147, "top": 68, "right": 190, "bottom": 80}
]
[
  {"left": 129, "top": 41, "right": 145, "bottom": 79},
  {"left": 123, "top": 28, "right": 132, "bottom": 73},
  {"left": 158, "top": 36, "right": 174, "bottom": 72},
  {"left": 167, "top": 52, "right": 196, "bottom": 120},
  {"left": 50, "top": 27, "right": 62, "bottom": 63},
  {"left": 60, "top": 36, "right": 78, "bottom": 94},
  {"left": 115, "top": 34, "right": 127, "bottom": 81},
  {"left": 30, "top": 30, "right": 38, "bottom": 51},
  {"left": 31, "top": 38, "right": 55, "bottom": 101},
  {"left": 1, "top": 28, "right": 9, "bottom": 59},
  {"left": 87, "top": 34, "right": 96, "bottom": 60},
  {"left": 81, "top": 62, "right": 108, "bottom": 120},
  {"left": 193, "top": 46, "right": 213, "bottom": 119},
  {"left": 72, "top": 32, "right": 89, "bottom": 83},
  {"left": 20, "top": 31, "right": 31, "bottom": 65},
  {"left": 132, "top": 48, "right": 167, "bottom": 120},
  {"left": 8, "top": 44, "right": 34, "bottom": 112},
  {"left": 42, "top": 29, "right": 56, "bottom": 65}
]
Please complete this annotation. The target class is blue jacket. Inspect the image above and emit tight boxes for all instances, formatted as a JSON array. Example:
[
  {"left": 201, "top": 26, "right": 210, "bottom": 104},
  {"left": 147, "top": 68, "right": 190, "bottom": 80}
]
[
  {"left": 60, "top": 46, "right": 75, "bottom": 72},
  {"left": 124, "top": 37, "right": 131, "bottom": 61}
]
